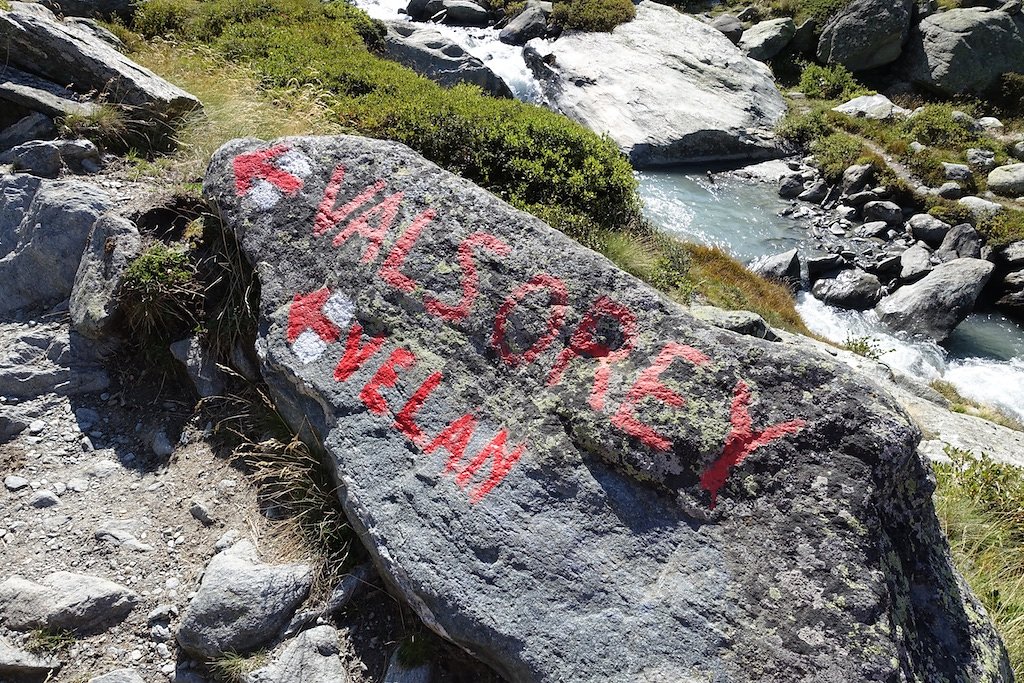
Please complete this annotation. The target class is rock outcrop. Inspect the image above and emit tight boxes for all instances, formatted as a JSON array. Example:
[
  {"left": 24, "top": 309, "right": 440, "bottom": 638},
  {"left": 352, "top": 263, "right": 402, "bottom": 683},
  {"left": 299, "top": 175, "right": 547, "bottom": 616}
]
[
  {"left": 205, "top": 134, "right": 1010, "bottom": 683},
  {"left": 988, "top": 163, "right": 1024, "bottom": 197},
  {"left": 0, "top": 175, "right": 112, "bottom": 316},
  {"left": 817, "top": 0, "right": 913, "bottom": 71},
  {"left": 875, "top": 257, "right": 994, "bottom": 341},
  {"left": 525, "top": 1, "right": 786, "bottom": 166},
  {"left": 0, "top": 572, "right": 138, "bottom": 635},
  {"left": 901, "top": 8, "right": 1024, "bottom": 96},
  {"left": 0, "top": 2, "right": 201, "bottom": 122},
  {"left": 738, "top": 17, "right": 795, "bottom": 61},
  {"left": 383, "top": 21, "right": 513, "bottom": 98}
]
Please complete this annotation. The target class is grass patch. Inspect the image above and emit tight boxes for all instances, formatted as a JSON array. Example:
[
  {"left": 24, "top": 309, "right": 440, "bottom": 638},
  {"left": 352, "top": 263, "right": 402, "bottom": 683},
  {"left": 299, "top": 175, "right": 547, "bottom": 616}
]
[
  {"left": 978, "top": 208, "right": 1024, "bottom": 247},
  {"left": 931, "top": 380, "right": 1024, "bottom": 432},
  {"left": 549, "top": 0, "right": 636, "bottom": 31},
  {"left": 772, "top": 0, "right": 849, "bottom": 23},
  {"left": 119, "top": 240, "right": 204, "bottom": 345},
  {"left": 129, "top": 42, "right": 341, "bottom": 185},
  {"left": 208, "top": 650, "right": 268, "bottom": 682},
  {"left": 24, "top": 629, "right": 76, "bottom": 656},
  {"left": 809, "top": 131, "right": 871, "bottom": 182},
  {"left": 681, "top": 243, "right": 809, "bottom": 334},
  {"left": 934, "top": 447, "right": 1024, "bottom": 677}
]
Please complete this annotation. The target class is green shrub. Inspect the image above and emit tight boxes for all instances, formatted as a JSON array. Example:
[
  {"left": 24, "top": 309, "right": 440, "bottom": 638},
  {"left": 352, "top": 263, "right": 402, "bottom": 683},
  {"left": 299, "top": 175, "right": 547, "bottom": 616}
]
[
  {"left": 989, "top": 72, "right": 1024, "bottom": 117},
  {"left": 978, "top": 208, "right": 1024, "bottom": 247},
  {"left": 777, "top": 105, "right": 834, "bottom": 147},
  {"left": 787, "top": 0, "right": 848, "bottom": 22},
  {"left": 134, "top": 0, "right": 641, "bottom": 231},
  {"left": 899, "top": 104, "right": 980, "bottom": 148},
  {"left": 927, "top": 200, "right": 974, "bottom": 227},
  {"left": 810, "top": 131, "right": 868, "bottom": 181},
  {"left": 798, "top": 63, "right": 866, "bottom": 101},
  {"left": 120, "top": 241, "right": 203, "bottom": 344},
  {"left": 549, "top": 0, "right": 636, "bottom": 32},
  {"left": 134, "top": 0, "right": 191, "bottom": 37}
]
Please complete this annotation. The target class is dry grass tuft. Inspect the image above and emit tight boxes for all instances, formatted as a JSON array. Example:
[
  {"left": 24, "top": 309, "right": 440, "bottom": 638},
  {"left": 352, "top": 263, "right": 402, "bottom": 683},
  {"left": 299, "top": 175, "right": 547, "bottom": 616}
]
[
  {"left": 931, "top": 380, "right": 1024, "bottom": 432},
  {"left": 934, "top": 447, "right": 1024, "bottom": 677},
  {"left": 681, "top": 243, "right": 809, "bottom": 336},
  {"left": 127, "top": 41, "right": 341, "bottom": 185}
]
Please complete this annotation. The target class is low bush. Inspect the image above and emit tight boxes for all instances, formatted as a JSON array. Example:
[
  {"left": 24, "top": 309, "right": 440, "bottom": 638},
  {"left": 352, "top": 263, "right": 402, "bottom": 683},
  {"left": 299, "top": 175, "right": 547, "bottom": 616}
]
[
  {"left": 899, "top": 104, "right": 981, "bottom": 149},
  {"left": 119, "top": 241, "right": 203, "bottom": 345},
  {"left": 550, "top": 0, "right": 636, "bottom": 31},
  {"left": 810, "top": 131, "right": 868, "bottom": 181},
  {"left": 776, "top": 0, "right": 848, "bottom": 23},
  {"left": 798, "top": 63, "right": 866, "bottom": 101},
  {"left": 132, "top": 0, "right": 641, "bottom": 232},
  {"left": 776, "top": 105, "right": 834, "bottom": 147},
  {"left": 978, "top": 208, "right": 1024, "bottom": 247}
]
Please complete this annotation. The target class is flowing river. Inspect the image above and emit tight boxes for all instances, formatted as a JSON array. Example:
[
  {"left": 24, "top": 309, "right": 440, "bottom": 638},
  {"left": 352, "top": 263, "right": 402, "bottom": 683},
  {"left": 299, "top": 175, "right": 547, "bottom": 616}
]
[{"left": 350, "top": 0, "right": 1024, "bottom": 422}]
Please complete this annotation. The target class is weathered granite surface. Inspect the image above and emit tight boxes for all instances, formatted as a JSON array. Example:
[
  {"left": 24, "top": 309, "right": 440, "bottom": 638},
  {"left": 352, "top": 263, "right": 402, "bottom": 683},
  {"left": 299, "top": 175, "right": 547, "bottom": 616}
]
[{"left": 205, "top": 135, "right": 1010, "bottom": 683}]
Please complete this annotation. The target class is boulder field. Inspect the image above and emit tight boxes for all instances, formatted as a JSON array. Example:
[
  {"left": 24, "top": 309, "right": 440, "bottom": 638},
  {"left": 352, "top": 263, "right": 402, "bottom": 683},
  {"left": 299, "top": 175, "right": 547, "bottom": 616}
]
[
  {"left": 524, "top": 1, "right": 786, "bottom": 166},
  {"left": 205, "top": 135, "right": 1010, "bottom": 682}
]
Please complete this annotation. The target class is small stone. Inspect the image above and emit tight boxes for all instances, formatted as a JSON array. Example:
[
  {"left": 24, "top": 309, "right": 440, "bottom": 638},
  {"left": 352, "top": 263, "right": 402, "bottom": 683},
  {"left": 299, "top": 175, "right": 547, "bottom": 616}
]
[
  {"left": 29, "top": 490, "right": 60, "bottom": 507},
  {"left": 4, "top": 476, "right": 29, "bottom": 492},
  {"left": 88, "top": 669, "right": 146, "bottom": 683},
  {"left": 67, "top": 478, "right": 89, "bottom": 493},
  {"left": 147, "top": 604, "right": 178, "bottom": 623},
  {"left": 151, "top": 430, "right": 174, "bottom": 458},
  {"left": 28, "top": 420, "right": 46, "bottom": 435},
  {"left": 214, "top": 530, "right": 241, "bottom": 551},
  {"left": 189, "top": 500, "right": 216, "bottom": 527}
]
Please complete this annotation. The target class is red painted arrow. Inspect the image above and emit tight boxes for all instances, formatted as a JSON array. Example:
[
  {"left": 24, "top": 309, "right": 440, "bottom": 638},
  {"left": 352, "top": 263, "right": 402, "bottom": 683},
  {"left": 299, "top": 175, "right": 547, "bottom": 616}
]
[
  {"left": 287, "top": 288, "right": 340, "bottom": 344},
  {"left": 234, "top": 145, "right": 304, "bottom": 196}
]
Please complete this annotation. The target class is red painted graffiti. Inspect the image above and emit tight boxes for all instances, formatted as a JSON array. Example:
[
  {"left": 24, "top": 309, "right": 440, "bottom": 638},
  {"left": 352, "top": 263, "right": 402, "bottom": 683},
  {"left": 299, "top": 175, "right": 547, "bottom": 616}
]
[
  {"left": 425, "top": 232, "right": 512, "bottom": 322},
  {"left": 334, "top": 323, "right": 386, "bottom": 382},
  {"left": 287, "top": 288, "right": 340, "bottom": 343},
  {"left": 492, "top": 274, "right": 568, "bottom": 367},
  {"left": 313, "top": 165, "right": 385, "bottom": 238},
  {"left": 268, "top": 163, "right": 814, "bottom": 508},
  {"left": 234, "top": 145, "right": 304, "bottom": 196},
  {"left": 546, "top": 295, "right": 638, "bottom": 411},
  {"left": 700, "top": 381, "right": 806, "bottom": 509},
  {"left": 611, "top": 342, "right": 711, "bottom": 452},
  {"left": 378, "top": 209, "right": 438, "bottom": 293}
]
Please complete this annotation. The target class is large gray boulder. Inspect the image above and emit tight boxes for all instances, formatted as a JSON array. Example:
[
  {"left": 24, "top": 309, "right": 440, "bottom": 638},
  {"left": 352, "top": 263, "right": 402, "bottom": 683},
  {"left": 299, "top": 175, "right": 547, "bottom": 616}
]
[
  {"left": 525, "top": 1, "right": 787, "bottom": 166},
  {"left": 901, "top": 8, "right": 1024, "bottom": 96},
  {"left": 204, "top": 134, "right": 1010, "bottom": 683},
  {"left": 988, "top": 163, "right": 1024, "bottom": 197},
  {"left": 0, "top": 175, "right": 112, "bottom": 315},
  {"left": 423, "top": 0, "right": 489, "bottom": 26},
  {"left": 875, "top": 258, "right": 994, "bottom": 340},
  {"left": 738, "top": 17, "right": 796, "bottom": 61},
  {"left": 383, "top": 21, "right": 512, "bottom": 98},
  {"left": 0, "top": 2, "right": 200, "bottom": 121},
  {"left": 750, "top": 248, "right": 800, "bottom": 289},
  {"left": 817, "top": 0, "right": 913, "bottom": 71},
  {"left": 832, "top": 93, "right": 910, "bottom": 120},
  {"left": 176, "top": 540, "right": 313, "bottom": 659},
  {"left": 70, "top": 214, "right": 142, "bottom": 339},
  {"left": 499, "top": 1, "right": 550, "bottom": 45},
  {"left": 0, "top": 572, "right": 137, "bottom": 635},
  {"left": 811, "top": 268, "right": 883, "bottom": 309}
]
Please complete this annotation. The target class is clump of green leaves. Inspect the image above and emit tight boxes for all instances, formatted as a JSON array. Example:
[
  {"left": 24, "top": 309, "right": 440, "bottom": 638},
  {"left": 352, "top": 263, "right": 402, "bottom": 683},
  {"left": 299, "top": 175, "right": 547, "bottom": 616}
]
[
  {"left": 776, "top": 105, "right": 834, "bottom": 147},
  {"left": 25, "top": 629, "right": 76, "bottom": 656},
  {"left": 810, "top": 131, "right": 870, "bottom": 181},
  {"left": 900, "top": 104, "right": 981, "bottom": 148},
  {"left": 120, "top": 240, "right": 203, "bottom": 344},
  {"left": 549, "top": 0, "right": 636, "bottom": 31},
  {"left": 798, "top": 63, "right": 867, "bottom": 101},
  {"left": 978, "top": 208, "right": 1024, "bottom": 247},
  {"left": 843, "top": 335, "right": 890, "bottom": 360}
]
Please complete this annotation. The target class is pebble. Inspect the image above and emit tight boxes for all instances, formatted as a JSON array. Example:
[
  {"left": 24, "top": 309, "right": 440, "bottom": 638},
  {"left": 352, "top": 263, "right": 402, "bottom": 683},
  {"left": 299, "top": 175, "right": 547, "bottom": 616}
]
[
  {"left": 4, "top": 475, "right": 29, "bottom": 491},
  {"left": 189, "top": 501, "right": 215, "bottom": 526},
  {"left": 214, "top": 529, "right": 240, "bottom": 551},
  {"left": 67, "top": 478, "right": 89, "bottom": 493},
  {"left": 28, "top": 490, "right": 60, "bottom": 508},
  {"left": 151, "top": 431, "right": 174, "bottom": 458},
  {"left": 28, "top": 420, "right": 45, "bottom": 434}
]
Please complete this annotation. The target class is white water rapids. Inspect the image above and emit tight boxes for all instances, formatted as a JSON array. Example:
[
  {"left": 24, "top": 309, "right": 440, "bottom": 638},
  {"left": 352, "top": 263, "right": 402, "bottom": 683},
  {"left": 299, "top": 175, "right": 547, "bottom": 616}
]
[{"left": 348, "top": 0, "right": 1024, "bottom": 422}]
